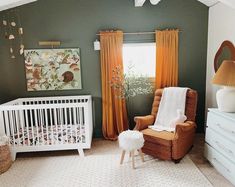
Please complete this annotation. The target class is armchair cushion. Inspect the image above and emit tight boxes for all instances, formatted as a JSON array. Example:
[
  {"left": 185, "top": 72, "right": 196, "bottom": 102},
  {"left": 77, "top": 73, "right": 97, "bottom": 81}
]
[
  {"left": 141, "top": 128, "right": 174, "bottom": 147},
  {"left": 141, "top": 121, "right": 196, "bottom": 160}
]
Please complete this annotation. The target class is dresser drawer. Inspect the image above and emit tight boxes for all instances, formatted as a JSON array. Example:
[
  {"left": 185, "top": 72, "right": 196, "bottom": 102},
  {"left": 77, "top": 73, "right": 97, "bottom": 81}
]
[
  {"left": 206, "top": 128, "right": 235, "bottom": 163},
  {"left": 204, "top": 143, "right": 235, "bottom": 186},
  {"left": 207, "top": 112, "right": 235, "bottom": 142}
]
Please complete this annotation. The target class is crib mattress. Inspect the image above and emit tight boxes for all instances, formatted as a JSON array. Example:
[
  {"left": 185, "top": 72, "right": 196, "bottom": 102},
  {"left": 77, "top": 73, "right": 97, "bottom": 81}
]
[{"left": 10, "top": 124, "right": 85, "bottom": 146}]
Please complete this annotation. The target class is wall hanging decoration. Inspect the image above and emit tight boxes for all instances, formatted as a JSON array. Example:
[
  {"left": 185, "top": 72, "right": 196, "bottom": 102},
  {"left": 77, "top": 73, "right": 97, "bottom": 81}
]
[
  {"left": 214, "top": 40, "right": 235, "bottom": 72},
  {"left": 24, "top": 48, "right": 82, "bottom": 91},
  {"left": 1, "top": 9, "right": 25, "bottom": 59}
]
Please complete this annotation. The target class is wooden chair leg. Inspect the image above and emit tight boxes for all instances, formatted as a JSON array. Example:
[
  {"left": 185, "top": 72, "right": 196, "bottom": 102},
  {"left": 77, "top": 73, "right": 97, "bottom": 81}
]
[
  {"left": 131, "top": 150, "right": 135, "bottom": 169},
  {"left": 139, "top": 149, "right": 144, "bottom": 162},
  {"left": 120, "top": 150, "right": 126, "bottom": 165}
]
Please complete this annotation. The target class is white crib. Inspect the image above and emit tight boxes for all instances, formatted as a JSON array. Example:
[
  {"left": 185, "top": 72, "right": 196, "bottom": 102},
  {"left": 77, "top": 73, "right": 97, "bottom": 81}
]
[{"left": 0, "top": 95, "right": 93, "bottom": 160}]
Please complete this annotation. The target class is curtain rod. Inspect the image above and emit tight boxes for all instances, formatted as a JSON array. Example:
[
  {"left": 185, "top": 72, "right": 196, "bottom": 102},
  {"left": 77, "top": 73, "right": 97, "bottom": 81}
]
[{"left": 96, "top": 30, "right": 182, "bottom": 36}]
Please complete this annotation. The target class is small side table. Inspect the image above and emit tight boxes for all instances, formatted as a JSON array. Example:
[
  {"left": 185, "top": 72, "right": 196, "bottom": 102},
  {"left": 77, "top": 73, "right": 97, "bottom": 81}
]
[{"left": 118, "top": 130, "right": 145, "bottom": 169}]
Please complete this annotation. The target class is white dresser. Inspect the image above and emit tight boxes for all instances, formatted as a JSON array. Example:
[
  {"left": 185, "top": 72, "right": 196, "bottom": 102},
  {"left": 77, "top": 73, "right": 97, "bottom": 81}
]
[{"left": 205, "top": 108, "right": 235, "bottom": 185}]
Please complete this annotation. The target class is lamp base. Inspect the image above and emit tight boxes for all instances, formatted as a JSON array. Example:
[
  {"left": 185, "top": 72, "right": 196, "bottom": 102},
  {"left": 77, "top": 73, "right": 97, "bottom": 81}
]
[{"left": 216, "top": 86, "right": 235, "bottom": 112}]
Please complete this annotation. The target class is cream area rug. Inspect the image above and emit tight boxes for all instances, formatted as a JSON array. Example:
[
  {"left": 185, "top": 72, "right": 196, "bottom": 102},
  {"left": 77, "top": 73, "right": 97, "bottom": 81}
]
[{"left": 0, "top": 154, "right": 212, "bottom": 187}]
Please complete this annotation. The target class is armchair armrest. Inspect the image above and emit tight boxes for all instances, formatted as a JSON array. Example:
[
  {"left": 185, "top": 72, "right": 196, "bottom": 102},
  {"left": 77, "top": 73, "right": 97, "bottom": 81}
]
[
  {"left": 172, "top": 121, "right": 197, "bottom": 160},
  {"left": 175, "top": 121, "right": 196, "bottom": 138},
  {"left": 134, "top": 115, "right": 155, "bottom": 131}
]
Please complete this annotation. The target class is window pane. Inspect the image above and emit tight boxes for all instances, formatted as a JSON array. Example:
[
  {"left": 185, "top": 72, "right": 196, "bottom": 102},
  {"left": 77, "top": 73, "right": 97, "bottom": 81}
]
[{"left": 123, "top": 43, "right": 156, "bottom": 77}]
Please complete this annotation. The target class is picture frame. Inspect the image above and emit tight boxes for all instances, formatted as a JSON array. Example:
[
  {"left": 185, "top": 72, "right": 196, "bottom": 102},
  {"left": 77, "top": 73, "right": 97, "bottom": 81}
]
[{"left": 24, "top": 48, "right": 82, "bottom": 91}]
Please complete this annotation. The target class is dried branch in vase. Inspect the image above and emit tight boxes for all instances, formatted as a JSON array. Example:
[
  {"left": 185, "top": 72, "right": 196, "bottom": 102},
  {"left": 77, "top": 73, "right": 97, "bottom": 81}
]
[{"left": 111, "top": 64, "right": 153, "bottom": 99}]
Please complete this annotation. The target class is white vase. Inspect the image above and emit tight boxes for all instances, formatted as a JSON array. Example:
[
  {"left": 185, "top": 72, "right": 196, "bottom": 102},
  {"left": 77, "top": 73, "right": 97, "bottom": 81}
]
[{"left": 216, "top": 86, "right": 235, "bottom": 112}]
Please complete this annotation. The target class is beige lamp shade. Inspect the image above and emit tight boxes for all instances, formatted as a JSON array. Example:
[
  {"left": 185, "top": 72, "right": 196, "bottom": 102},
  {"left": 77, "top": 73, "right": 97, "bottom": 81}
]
[{"left": 212, "top": 60, "right": 235, "bottom": 86}]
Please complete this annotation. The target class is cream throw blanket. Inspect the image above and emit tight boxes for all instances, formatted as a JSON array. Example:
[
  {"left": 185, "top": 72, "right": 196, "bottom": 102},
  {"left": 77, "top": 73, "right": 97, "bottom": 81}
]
[{"left": 149, "top": 87, "right": 188, "bottom": 132}]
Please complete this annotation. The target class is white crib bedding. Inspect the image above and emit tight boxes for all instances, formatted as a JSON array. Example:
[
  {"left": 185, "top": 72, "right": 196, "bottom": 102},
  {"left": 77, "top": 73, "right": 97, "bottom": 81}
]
[{"left": 10, "top": 124, "right": 85, "bottom": 146}]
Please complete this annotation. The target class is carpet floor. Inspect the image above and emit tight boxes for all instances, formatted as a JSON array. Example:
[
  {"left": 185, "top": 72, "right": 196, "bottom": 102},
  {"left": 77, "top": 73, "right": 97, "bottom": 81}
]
[{"left": 0, "top": 152, "right": 212, "bottom": 187}]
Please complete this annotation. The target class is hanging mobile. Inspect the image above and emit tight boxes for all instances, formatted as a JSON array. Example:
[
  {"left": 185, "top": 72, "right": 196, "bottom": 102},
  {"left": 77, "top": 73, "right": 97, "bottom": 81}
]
[
  {"left": 3, "top": 20, "right": 7, "bottom": 25},
  {"left": 2, "top": 18, "right": 8, "bottom": 39},
  {"left": 19, "top": 27, "right": 23, "bottom": 35},
  {"left": 10, "top": 45, "right": 15, "bottom": 59},
  {"left": 16, "top": 10, "right": 25, "bottom": 55},
  {"left": 8, "top": 12, "right": 16, "bottom": 59},
  {"left": 8, "top": 14, "right": 15, "bottom": 40},
  {"left": 11, "top": 21, "right": 16, "bottom": 27},
  {"left": 20, "top": 44, "right": 25, "bottom": 55}
]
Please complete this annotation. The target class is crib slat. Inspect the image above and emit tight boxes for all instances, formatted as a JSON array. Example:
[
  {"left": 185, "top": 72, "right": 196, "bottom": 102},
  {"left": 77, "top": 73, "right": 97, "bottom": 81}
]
[
  {"left": 44, "top": 108, "right": 49, "bottom": 145},
  {"left": 24, "top": 109, "right": 30, "bottom": 146},
  {"left": 59, "top": 108, "right": 63, "bottom": 144},
  {"left": 7, "top": 111, "right": 15, "bottom": 146},
  {"left": 84, "top": 105, "right": 89, "bottom": 144},
  {"left": 53, "top": 108, "right": 59, "bottom": 144},
  {"left": 64, "top": 107, "right": 68, "bottom": 144},
  {"left": 79, "top": 107, "right": 83, "bottom": 143},
  {"left": 39, "top": 109, "right": 44, "bottom": 145},
  {"left": 19, "top": 110, "right": 25, "bottom": 146},
  {"left": 34, "top": 109, "right": 40, "bottom": 145},
  {"left": 29, "top": 109, "right": 35, "bottom": 146},
  {"left": 8, "top": 111, "right": 16, "bottom": 146},
  {"left": 15, "top": 110, "right": 21, "bottom": 146},
  {"left": 4, "top": 111, "right": 10, "bottom": 138},
  {"left": 49, "top": 108, "right": 54, "bottom": 145},
  {"left": 73, "top": 107, "right": 78, "bottom": 143},
  {"left": 69, "top": 107, "right": 72, "bottom": 143}
]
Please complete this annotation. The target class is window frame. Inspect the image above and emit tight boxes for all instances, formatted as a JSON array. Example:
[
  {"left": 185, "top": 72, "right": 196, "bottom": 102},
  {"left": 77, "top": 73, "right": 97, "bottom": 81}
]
[{"left": 122, "top": 42, "right": 156, "bottom": 83}]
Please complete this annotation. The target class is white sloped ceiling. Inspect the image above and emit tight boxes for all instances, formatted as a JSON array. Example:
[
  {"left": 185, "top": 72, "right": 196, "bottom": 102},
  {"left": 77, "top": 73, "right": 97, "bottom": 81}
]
[
  {"left": 135, "top": 0, "right": 235, "bottom": 9},
  {"left": 0, "top": 0, "right": 37, "bottom": 11},
  {"left": 197, "top": 0, "right": 219, "bottom": 7},
  {"left": 0, "top": 0, "right": 234, "bottom": 12}
]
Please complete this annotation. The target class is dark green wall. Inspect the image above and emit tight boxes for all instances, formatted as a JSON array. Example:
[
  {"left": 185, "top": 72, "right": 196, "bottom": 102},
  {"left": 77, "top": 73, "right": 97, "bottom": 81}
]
[{"left": 0, "top": 0, "right": 208, "bottom": 136}]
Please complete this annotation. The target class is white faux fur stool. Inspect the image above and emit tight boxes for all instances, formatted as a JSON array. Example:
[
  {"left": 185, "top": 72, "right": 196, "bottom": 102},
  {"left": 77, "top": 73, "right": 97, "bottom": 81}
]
[{"left": 118, "top": 130, "right": 145, "bottom": 169}]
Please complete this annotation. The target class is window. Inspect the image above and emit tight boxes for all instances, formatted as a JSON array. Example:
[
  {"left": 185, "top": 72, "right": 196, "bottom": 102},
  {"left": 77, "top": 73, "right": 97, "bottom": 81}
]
[{"left": 123, "top": 43, "right": 156, "bottom": 78}]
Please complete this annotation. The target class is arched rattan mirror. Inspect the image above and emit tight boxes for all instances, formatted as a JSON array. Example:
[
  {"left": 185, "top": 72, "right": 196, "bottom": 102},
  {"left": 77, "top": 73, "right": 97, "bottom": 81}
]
[{"left": 214, "top": 40, "right": 235, "bottom": 72}]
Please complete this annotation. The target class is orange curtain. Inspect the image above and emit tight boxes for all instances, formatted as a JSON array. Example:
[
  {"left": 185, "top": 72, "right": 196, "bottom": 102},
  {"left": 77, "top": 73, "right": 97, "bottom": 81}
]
[
  {"left": 155, "top": 30, "right": 179, "bottom": 89},
  {"left": 100, "top": 30, "right": 129, "bottom": 140}
]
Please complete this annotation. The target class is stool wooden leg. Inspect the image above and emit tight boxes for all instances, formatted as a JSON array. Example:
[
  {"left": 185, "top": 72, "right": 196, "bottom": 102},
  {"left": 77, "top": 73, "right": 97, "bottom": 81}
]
[
  {"left": 131, "top": 151, "right": 135, "bottom": 169},
  {"left": 120, "top": 150, "right": 125, "bottom": 165},
  {"left": 139, "top": 149, "right": 144, "bottom": 162}
]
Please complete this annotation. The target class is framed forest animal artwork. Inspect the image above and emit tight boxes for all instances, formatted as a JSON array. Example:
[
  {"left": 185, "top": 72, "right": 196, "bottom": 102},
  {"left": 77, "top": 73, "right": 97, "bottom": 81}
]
[{"left": 24, "top": 48, "right": 82, "bottom": 91}]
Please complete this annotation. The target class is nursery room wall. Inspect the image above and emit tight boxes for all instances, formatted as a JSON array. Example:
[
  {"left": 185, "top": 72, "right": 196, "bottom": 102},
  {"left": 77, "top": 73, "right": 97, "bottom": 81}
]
[
  {"left": 0, "top": 0, "right": 208, "bottom": 137},
  {"left": 206, "top": 2, "right": 235, "bottom": 110}
]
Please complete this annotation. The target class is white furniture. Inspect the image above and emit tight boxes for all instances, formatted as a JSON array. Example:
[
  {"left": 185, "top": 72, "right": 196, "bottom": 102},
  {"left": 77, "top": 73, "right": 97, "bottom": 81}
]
[
  {"left": 0, "top": 95, "right": 93, "bottom": 160},
  {"left": 205, "top": 108, "right": 235, "bottom": 185},
  {"left": 118, "top": 130, "right": 144, "bottom": 169}
]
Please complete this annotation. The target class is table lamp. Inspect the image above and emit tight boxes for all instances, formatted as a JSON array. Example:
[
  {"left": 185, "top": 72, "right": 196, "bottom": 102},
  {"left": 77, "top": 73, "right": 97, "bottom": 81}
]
[{"left": 212, "top": 60, "right": 235, "bottom": 112}]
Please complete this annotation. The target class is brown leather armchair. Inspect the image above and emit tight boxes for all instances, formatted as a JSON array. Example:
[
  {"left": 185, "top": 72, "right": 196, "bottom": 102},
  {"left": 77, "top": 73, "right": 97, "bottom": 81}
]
[{"left": 134, "top": 89, "right": 198, "bottom": 163}]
